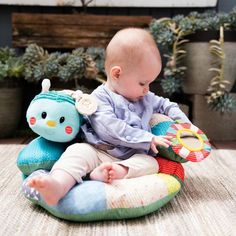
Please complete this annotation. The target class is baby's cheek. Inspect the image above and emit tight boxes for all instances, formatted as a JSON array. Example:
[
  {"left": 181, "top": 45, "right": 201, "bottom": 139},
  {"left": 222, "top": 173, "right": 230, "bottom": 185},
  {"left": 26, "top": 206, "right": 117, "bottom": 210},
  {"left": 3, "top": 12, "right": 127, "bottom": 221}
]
[
  {"left": 65, "top": 126, "right": 73, "bottom": 134},
  {"left": 29, "top": 117, "right": 36, "bottom": 125}
]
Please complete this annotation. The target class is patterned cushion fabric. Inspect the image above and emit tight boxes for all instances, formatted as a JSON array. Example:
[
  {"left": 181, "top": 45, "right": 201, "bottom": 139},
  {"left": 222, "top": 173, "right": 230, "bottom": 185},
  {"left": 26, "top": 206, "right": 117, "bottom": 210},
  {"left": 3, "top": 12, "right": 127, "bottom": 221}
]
[{"left": 17, "top": 137, "right": 67, "bottom": 176}]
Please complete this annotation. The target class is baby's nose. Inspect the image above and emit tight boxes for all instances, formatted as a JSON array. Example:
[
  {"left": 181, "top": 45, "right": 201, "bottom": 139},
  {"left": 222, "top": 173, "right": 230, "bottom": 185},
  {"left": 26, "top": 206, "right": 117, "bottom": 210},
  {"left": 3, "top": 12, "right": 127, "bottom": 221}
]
[{"left": 143, "top": 86, "right": 149, "bottom": 94}]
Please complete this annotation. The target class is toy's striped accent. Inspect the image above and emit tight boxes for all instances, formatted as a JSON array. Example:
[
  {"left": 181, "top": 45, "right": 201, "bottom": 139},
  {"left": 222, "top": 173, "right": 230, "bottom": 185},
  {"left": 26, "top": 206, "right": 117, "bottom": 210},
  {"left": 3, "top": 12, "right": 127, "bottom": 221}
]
[
  {"left": 156, "top": 157, "right": 185, "bottom": 182},
  {"left": 32, "top": 91, "right": 75, "bottom": 105}
]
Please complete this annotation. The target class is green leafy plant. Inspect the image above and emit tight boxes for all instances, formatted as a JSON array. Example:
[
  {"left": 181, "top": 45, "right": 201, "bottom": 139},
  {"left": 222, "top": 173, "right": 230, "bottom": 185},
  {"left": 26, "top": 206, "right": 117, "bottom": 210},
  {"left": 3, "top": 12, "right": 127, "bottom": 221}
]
[
  {"left": 23, "top": 44, "right": 99, "bottom": 88},
  {"left": 151, "top": 17, "right": 190, "bottom": 95},
  {"left": 86, "top": 47, "right": 106, "bottom": 83},
  {"left": 150, "top": 14, "right": 201, "bottom": 95},
  {"left": 0, "top": 47, "right": 24, "bottom": 81},
  {"left": 150, "top": 8, "right": 236, "bottom": 113},
  {"left": 207, "top": 26, "right": 236, "bottom": 113}
]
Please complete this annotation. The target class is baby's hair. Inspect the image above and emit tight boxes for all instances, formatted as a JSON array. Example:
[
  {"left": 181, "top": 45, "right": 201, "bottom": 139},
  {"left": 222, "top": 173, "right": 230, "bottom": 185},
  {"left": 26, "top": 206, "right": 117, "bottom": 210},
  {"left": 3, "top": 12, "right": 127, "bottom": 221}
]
[{"left": 105, "top": 27, "right": 160, "bottom": 73}]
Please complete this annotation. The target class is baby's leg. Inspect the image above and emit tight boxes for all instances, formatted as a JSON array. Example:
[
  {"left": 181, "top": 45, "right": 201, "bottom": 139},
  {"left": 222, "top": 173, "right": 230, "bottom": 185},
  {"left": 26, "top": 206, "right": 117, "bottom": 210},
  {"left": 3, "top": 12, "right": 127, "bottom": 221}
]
[
  {"left": 90, "top": 162, "right": 128, "bottom": 183},
  {"left": 28, "top": 143, "right": 102, "bottom": 205},
  {"left": 90, "top": 154, "right": 158, "bottom": 183},
  {"left": 115, "top": 154, "right": 159, "bottom": 179},
  {"left": 28, "top": 170, "right": 75, "bottom": 206}
]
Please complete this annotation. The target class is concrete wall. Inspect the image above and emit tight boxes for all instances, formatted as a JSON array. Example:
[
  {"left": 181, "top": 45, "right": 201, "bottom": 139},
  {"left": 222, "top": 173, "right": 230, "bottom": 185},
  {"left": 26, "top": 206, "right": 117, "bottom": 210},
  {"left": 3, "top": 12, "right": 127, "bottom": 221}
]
[{"left": 218, "top": 0, "right": 236, "bottom": 12}]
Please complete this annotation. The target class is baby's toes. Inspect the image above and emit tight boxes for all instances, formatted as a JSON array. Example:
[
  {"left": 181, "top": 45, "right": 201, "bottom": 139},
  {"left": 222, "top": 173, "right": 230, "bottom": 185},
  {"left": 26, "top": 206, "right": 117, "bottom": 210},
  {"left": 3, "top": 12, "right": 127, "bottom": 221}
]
[
  {"left": 102, "top": 169, "right": 110, "bottom": 183},
  {"left": 108, "top": 169, "right": 115, "bottom": 179},
  {"left": 28, "top": 177, "right": 40, "bottom": 188},
  {"left": 107, "top": 170, "right": 115, "bottom": 183}
]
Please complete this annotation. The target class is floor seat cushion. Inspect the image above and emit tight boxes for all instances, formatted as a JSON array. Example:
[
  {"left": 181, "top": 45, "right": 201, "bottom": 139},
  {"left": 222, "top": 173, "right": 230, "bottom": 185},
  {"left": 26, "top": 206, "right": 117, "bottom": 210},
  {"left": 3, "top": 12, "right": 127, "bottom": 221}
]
[{"left": 21, "top": 157, "right": 184, "bottom": 221}]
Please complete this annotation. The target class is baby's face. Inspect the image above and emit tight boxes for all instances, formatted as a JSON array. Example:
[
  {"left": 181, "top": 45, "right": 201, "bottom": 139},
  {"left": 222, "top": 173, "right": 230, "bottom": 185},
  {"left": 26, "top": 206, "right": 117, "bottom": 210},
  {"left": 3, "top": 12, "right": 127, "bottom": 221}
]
[{"left": 114, "top": 55, "right": 161, "bottom": 102}]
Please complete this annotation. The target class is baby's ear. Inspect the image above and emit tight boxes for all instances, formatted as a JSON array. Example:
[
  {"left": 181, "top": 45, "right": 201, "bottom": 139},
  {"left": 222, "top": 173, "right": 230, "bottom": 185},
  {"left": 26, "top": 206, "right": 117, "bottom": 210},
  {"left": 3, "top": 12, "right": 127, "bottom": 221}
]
[
  {"left": 75, "top": 94, "right": 98, "bottom": 115},
  {"left": 110, "top": 66, "right": 122, "bottom": 79}
]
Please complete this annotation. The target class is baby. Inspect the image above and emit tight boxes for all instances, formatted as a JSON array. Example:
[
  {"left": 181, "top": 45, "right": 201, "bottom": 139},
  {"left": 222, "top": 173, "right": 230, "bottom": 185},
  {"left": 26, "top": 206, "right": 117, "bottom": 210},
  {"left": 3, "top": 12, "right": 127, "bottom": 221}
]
[{"left": 28, "top": 28, "right": 190, "bottom": 205}]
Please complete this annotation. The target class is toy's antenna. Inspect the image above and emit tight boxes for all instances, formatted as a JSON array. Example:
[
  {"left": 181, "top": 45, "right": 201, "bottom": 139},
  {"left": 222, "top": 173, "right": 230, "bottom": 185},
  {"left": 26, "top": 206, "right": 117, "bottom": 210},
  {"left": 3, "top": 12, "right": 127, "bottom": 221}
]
[{"left": 41, "top": 79, "right": 51, "bottom": 92}]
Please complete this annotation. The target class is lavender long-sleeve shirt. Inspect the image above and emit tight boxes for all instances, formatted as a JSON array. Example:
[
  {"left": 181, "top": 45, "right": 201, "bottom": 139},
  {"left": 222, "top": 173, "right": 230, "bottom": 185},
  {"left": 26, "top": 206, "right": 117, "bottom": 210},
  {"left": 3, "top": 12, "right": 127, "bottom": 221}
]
[{"left": 82, "top": 84, "right": 190, "bottom": 160}]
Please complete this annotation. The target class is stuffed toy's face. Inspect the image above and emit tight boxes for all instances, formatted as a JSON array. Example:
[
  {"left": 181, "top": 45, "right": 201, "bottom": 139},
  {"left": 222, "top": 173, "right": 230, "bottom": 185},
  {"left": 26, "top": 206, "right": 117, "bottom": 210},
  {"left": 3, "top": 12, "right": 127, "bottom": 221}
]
[{"left": 26, "top": 98, "right": 81, "bottom": 142}]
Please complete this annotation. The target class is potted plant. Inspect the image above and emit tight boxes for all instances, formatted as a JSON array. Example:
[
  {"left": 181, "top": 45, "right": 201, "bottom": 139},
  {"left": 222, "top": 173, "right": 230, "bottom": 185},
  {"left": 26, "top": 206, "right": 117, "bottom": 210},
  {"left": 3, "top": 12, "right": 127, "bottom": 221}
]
[
  {"left": 149, "top": 15, "right": 192, "bottom": 96},
  {"left": 0, "top": 47, "right": 25, "bottom": 138},
  {"left": 182, "top": 10, "right": 236, "bottom": 103},
  {"left": 150, "top": 10, "right": 236, "bottom": 140},
  {"left": 150, "top": 8, "right": 236, "bottom": 114},
  {"left": 22, "top": 44, "right": 101, "bottom": 91},
  {"left": 206, "top": 26, "right": 236, "bottom": 113}
]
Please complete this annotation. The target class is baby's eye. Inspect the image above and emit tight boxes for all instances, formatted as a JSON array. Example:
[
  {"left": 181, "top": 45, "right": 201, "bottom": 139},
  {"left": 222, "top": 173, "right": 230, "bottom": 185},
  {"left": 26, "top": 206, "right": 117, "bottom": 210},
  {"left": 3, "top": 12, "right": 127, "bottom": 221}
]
[
  {"left": 139, "top": 82, "right": 145, "bottom": 86},
  {"left": 41, "top": 112, "right": 47, "bottom": 119},
  {"left": 59, "top": 117, "right": 65, "bottom": 123}
]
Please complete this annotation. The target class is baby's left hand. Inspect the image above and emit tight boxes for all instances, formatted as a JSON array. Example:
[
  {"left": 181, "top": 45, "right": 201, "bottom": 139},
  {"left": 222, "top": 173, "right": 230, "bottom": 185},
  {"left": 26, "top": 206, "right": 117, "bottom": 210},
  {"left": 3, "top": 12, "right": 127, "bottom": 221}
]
[{"left": 150, "top": 135, "right": 172, "bottom": 154}]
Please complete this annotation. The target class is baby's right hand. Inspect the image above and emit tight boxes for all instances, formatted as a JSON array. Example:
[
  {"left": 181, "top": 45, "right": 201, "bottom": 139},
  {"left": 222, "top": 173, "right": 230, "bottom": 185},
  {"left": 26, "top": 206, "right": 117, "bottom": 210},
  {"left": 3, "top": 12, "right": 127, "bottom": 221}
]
[{"left": 150, "top": 135, "right": 172, "bottom": 154}]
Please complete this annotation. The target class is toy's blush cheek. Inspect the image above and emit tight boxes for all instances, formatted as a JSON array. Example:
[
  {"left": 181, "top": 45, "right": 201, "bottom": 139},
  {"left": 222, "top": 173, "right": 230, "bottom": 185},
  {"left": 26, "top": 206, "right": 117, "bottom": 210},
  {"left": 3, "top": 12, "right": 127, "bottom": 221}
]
[
  {"left": 30, "top": 117, "right": 36, "bottom": 125},
  {"left": 65, "top": 126, "right": 73, "bottom": 134}
]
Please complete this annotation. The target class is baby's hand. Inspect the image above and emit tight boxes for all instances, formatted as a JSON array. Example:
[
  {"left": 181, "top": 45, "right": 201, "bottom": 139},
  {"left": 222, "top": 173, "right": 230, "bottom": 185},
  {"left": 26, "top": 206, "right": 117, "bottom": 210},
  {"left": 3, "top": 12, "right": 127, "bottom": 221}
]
[{"left": 150, "top": 135, "right": 172, "bottom": 154}]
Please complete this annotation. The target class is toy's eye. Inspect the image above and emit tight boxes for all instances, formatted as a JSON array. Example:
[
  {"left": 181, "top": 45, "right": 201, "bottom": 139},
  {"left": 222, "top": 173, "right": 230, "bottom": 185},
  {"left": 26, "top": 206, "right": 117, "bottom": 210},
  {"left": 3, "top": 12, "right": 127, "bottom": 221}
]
[
  {"left": 60, "top": 117, "right": 65, "bottom": 123},
  {"left": 41, "top": 112, "right": 47, "bottom": 119}
]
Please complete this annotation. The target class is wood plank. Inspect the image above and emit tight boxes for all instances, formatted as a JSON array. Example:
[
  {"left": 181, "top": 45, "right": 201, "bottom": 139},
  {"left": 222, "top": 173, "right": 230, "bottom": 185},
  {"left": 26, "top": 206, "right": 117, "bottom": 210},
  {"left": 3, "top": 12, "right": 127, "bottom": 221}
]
[
  {"left": 13, "top": 36, "right": 112, "bottom": 48},
  {"left": 13, "top": 24, "right": 124, "bottom": 38},
  {"left": 12, "top": 13, "right": 152, "bottom": 48},
  {"left": 12, "top": 13, "right": 152, "bottom": 26}
]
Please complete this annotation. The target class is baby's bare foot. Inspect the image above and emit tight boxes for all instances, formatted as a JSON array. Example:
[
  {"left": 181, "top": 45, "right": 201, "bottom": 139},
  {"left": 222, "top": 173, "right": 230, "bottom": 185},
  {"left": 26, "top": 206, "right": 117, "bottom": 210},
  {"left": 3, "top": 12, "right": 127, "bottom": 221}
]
[
  {"left": 28, "top": 175, "right": 64, "bottom": 206},
  {"left": 90, "top": 162, "right": 128, "bottom": 183}
]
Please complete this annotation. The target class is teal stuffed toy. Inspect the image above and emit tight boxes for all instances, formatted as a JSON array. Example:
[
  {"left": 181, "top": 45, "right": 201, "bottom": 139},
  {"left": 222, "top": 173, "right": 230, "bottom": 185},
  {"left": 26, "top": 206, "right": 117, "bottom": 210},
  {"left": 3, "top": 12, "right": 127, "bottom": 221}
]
[
  {"left": 27, "top": 79, "right": 97, "bottom": 142},
  {"left": 17, "top": 79, "right": 97, "bottom": 175}
]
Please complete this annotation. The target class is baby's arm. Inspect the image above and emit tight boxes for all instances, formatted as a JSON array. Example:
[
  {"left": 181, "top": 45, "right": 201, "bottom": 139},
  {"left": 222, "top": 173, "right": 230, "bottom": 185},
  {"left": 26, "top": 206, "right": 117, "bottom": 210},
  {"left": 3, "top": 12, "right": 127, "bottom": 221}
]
[
  {"left": 87, "top": 96, "right": 156, "bottom": 151},
  {"left": 89, "top": 105, "right": 153, "bottom": 151},
  {"left": 152, "top": 94, "right": 191, "bottom": 123},
  {"left": 88, "top": 98, "right": 174, "bottom": 153}
]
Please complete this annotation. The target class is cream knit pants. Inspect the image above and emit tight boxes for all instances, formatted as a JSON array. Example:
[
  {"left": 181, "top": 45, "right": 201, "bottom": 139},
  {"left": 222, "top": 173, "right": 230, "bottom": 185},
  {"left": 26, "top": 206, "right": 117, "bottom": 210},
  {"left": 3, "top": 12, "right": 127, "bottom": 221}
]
[{"left": 51, "top": 143, "right": 159, "bottom": 182}]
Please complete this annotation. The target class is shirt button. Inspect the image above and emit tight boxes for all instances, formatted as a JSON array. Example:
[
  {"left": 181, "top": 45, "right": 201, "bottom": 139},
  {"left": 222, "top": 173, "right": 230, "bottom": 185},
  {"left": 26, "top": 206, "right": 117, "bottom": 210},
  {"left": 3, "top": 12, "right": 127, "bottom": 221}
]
[
  {"left": 126, "top": 136, "right": 131, "bottom": 141},
  {"left": 128, "top": 104, "right": 135, "bottom": 111}
]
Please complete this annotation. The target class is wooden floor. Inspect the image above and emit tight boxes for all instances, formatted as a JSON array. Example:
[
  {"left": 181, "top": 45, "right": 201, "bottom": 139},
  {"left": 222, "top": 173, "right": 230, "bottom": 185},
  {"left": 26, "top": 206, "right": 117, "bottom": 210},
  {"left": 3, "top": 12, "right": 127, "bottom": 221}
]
[{"left": 0, "top": 139, "right": 235, "bottom": 235}]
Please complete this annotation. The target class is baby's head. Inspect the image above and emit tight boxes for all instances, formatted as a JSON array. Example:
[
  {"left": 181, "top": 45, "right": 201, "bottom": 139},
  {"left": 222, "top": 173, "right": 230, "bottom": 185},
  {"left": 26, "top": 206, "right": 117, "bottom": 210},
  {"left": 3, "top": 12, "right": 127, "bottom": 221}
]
[{"left": 105, "top": 28, "right": 161, "bottom": 102}]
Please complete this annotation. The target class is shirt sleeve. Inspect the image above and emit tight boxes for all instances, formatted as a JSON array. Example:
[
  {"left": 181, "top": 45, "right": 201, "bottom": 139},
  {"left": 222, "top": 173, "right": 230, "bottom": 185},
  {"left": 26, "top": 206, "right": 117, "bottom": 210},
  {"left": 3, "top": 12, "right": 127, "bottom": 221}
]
[
  {"left": 152, "top": 94, "right": 191, "bottom": 123},
  {"left": 87, "top": 96, "right": 154, "bottom": 151}
]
